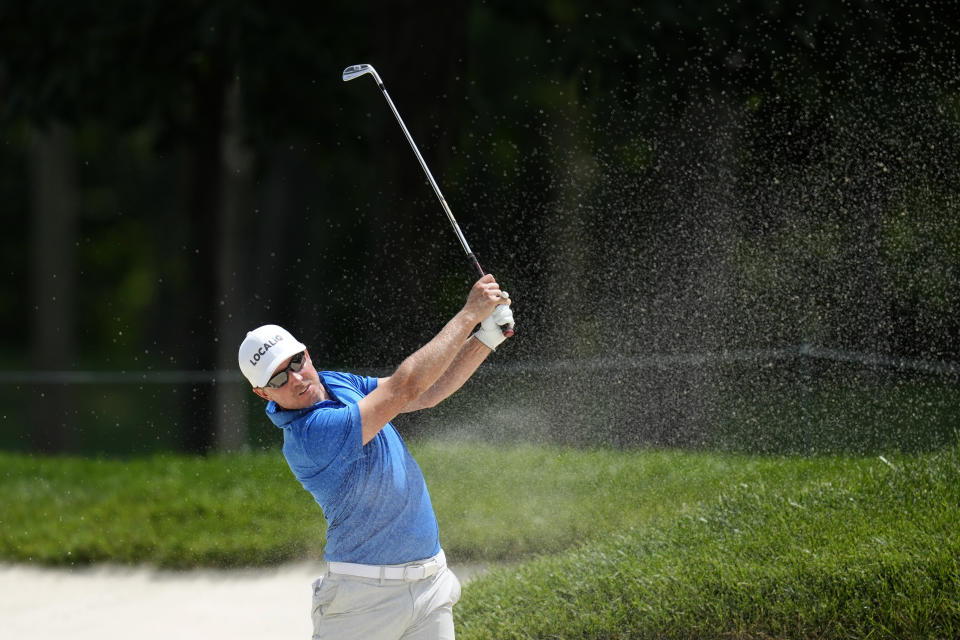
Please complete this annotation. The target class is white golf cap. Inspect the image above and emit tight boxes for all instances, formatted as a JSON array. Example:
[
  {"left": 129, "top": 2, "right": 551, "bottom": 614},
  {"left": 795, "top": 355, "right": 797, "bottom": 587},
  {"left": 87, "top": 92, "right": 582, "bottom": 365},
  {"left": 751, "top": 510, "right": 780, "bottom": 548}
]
[{"left": 238, "top": 324, "right": 308, "bottom": 388}]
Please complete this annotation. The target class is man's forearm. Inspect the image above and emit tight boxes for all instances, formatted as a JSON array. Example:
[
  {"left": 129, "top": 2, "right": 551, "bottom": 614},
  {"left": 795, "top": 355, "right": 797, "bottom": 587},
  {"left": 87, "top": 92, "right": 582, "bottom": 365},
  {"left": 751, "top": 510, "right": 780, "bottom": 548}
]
[
  {"left": 387, "top": 310, "right": 479, "bottom": 404},
  {"left": 358, "top": 275, "right": 507, "bottom": 445},
  {"left": 401, "top": 336, "right": 491, "bottom": 412}
]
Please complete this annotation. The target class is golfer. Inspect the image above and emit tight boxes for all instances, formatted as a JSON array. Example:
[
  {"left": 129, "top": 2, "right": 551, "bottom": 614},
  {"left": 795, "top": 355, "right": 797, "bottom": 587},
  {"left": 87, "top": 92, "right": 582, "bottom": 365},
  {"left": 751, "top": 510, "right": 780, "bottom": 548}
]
[{"left": 238, "top": 274, "right": 514, "bottom": 640}]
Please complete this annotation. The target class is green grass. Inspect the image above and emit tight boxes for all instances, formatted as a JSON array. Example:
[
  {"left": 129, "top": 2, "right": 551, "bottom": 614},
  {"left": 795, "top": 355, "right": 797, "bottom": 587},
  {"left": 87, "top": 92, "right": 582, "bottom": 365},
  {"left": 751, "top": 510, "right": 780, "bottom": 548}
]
[
  {"left": 0, "top": 451, "right": 327, "bottom": 567},
  {"left": 423, "top": 442, "right": 831, "bottom": 561},
  {"left": 1, "top": 440, "right": 957, "bottom": 637},
  {"left": 0, "top": 443, "right": 784, "bottom": 568},
  {"left": 455, "top": 444, "right": 960, "bottom": 639}
]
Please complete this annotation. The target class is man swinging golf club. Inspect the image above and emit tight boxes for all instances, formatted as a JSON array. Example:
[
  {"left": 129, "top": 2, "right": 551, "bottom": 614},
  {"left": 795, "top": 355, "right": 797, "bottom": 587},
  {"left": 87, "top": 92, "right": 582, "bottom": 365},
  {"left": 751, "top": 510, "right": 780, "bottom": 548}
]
[{"left": 238, "top": 274, "right": 514, "bottom": 639}]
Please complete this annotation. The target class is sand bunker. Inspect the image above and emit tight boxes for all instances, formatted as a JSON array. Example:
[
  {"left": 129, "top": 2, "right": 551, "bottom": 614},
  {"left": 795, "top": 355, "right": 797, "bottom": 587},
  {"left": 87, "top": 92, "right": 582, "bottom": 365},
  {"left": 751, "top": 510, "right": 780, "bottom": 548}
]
[{"left": 1, "top": 562, "right": 487, "bottom": 639}]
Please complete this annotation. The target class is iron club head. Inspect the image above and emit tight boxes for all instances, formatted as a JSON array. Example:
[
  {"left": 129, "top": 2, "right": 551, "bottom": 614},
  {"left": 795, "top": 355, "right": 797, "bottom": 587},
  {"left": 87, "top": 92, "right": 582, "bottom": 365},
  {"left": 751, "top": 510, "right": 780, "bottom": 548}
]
[{"left": 342, "top": 64, "right": 381, "bottom": 83}]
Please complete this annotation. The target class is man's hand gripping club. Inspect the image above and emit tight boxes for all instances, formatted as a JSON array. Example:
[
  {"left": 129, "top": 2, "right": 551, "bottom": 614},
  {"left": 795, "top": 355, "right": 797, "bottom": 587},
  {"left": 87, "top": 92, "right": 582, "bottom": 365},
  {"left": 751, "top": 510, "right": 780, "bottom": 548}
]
[{"left": 472, "top": 284, "right": 515, "bottom": 351}]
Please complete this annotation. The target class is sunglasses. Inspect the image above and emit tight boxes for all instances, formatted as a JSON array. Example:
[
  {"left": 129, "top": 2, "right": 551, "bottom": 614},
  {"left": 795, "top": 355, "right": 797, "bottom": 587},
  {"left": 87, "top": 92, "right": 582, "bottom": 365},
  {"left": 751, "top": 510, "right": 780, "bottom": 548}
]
[{"left": 263, "top": 351, "right": 306, "bottom": 389}]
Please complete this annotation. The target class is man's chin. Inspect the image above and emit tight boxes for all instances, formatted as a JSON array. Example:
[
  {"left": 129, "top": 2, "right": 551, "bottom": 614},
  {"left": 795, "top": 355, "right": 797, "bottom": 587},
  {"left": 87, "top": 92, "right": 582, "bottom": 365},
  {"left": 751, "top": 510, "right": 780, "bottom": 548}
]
[
  {"left": 275, "top": 386, "right": 320, "bottom": 410},
  {"left": 295, "top": 384, "right": 323, "bottom": 406}
]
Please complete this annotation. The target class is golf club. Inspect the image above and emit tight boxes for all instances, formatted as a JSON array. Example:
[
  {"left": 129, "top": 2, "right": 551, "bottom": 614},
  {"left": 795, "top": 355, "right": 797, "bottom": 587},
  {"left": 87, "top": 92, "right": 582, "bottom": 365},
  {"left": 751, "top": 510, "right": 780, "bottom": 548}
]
[{"left": 342, "top": 63, "right": 514, "bottom": 337}]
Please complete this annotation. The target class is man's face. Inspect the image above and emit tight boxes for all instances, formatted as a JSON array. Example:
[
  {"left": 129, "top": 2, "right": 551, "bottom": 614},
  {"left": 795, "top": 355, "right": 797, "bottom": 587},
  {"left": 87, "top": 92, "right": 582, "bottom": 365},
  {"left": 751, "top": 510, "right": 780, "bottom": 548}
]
[{"left": 253, "top": 349, "right": 324, "bottom": 409}]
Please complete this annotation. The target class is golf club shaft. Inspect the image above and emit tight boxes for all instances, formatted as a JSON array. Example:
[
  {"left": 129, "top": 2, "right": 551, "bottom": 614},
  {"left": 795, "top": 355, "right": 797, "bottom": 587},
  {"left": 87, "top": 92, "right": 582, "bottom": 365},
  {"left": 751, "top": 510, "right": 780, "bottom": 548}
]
[
  {"left": 372, "top": 78, "right": 484, "bottom": 278},
  {"left": 344, "top": 64, "right": 513, "bottom": 337}
]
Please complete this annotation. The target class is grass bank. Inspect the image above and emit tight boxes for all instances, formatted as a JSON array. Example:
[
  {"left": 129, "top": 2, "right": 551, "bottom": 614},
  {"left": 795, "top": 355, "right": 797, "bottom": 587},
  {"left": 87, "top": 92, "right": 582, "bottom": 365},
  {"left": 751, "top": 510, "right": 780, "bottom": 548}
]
[
  {"left": 0, "top": 442, "right": 785, "bottom": 568},
  {"left": 455, "top": 443, "right": 960, "bottom": 639},
  {"left": 2, "top": 441, "right": 957, "bottom": 637},
  {"left": 0, "top": 451, "right": 326, "bottom": 567}
]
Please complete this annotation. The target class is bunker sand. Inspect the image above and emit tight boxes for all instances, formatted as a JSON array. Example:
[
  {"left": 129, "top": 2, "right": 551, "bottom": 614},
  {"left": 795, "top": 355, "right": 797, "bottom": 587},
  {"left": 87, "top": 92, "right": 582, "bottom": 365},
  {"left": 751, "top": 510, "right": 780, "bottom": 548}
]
[{"left": 0, "top": 562, "right": 489, "bottom": 639}]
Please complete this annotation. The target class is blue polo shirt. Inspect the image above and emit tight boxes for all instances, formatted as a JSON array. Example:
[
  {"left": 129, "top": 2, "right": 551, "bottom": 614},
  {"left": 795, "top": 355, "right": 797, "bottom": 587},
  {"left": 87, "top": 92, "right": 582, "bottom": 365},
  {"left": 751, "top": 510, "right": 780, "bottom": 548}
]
[{"left": 266, "top": 371, "right": 441, "bottom": 565}]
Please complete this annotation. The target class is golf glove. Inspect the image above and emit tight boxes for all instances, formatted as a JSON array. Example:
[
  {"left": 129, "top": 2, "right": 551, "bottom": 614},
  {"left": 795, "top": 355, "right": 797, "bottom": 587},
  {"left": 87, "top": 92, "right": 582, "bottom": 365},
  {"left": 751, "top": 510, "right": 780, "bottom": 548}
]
[{"left": 473, "top": 304, "right": 515, "bottom": 350}]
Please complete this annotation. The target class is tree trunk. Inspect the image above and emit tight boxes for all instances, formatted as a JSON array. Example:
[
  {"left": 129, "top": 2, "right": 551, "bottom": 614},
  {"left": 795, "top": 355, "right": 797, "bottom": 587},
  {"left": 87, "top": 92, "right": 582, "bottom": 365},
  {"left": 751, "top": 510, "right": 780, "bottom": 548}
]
[
  {"left": 178, "top": 61, "right": 229, "bottom": 454},
  {"left": 28, "top": 122, "right": 78, "bottom": 453},
  {"left": 214, "top": 76, "right": 254, "bottom": 452}
]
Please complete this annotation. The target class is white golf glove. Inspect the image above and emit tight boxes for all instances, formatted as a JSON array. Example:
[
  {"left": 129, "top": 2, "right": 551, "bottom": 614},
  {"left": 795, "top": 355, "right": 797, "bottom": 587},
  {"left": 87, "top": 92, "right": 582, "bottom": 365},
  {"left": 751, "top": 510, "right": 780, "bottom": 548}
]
[{"left": 473, "top": 303, "right": 515, "bottom": 351}]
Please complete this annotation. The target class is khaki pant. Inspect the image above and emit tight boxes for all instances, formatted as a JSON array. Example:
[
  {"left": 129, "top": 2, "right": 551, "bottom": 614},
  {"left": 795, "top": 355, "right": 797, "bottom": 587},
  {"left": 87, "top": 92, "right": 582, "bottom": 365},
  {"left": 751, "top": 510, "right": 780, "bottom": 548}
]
[{"left": 311, "top": 563, "right": 462, "bottom": 639}]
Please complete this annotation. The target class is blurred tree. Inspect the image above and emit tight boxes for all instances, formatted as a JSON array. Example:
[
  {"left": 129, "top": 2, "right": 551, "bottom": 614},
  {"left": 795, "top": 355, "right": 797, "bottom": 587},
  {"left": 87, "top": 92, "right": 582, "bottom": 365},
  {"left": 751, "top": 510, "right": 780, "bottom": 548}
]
[
  {"left": 1, "top": 2, "right": 260, "bottom": 451},
  {"left": 456, "top": 0, "right": 960, "bottom": 357},
  {"left": 0, "top": 0, "right": 474, "bottom": 451},
  {"left": 1, "top": 0, "right": 959, "bottom": 453},
  {"left": 27, "top": 123, "right": 78, "bottom": 452}
]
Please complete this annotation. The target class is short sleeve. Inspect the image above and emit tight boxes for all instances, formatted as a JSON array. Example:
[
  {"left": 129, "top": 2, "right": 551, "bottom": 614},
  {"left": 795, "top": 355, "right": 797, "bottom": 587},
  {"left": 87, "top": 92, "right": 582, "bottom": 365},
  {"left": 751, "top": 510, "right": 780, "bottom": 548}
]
[
  {"left": 298, "top": 402, "right": 364, "bottom": 469},
  {"left": 343, "top": 373, "right": 379, "bottom": 395}
]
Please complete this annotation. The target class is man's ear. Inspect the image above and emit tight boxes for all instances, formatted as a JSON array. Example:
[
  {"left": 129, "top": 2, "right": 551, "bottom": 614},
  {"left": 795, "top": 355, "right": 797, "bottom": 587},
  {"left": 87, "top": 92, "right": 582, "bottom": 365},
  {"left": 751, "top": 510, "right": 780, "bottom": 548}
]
[{"left": 252, "top": 387, "right": 270, "bottom": 401}]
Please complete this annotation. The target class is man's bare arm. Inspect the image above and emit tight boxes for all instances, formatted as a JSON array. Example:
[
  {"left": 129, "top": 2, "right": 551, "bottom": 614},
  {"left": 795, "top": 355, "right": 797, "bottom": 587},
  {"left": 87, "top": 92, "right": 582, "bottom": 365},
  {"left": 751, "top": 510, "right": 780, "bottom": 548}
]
[
  {"left": 398, "top": 336, "right": 492, "bottom": 413},
  {"left": 356, "top": 275, "right": 503, "bottom": 445}
]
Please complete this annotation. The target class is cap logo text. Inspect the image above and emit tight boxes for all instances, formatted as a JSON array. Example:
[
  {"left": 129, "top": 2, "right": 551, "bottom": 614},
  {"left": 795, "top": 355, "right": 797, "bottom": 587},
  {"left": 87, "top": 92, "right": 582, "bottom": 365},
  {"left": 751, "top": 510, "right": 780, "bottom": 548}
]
[{"left": 249, "top": 335, "right": 284, "bottom": 367}]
